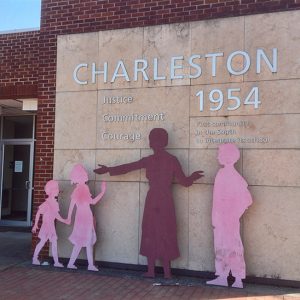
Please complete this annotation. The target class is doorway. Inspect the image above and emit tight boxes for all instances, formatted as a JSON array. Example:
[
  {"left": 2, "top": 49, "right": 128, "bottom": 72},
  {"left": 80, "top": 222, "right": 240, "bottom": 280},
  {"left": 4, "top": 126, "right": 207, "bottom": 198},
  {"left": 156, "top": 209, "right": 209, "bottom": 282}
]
[{"left": 0, "top": 115, "right": 35, "bottom": 227}]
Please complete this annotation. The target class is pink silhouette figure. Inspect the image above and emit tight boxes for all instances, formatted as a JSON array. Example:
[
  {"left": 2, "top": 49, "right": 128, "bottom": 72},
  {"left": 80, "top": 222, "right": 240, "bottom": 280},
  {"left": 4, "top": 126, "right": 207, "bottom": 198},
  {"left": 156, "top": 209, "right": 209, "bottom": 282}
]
[
  {"left": 66, "top": 164, "right": 106, "bottom": 271},
  {"left": 32, "top": 180, "right": 68, "bottom": 267},
  {"left": 94, "top": 128, "right": 204, "bottom": 279},
  {"left": 207, "top": 143, "right": 253, "bottom": 288}
]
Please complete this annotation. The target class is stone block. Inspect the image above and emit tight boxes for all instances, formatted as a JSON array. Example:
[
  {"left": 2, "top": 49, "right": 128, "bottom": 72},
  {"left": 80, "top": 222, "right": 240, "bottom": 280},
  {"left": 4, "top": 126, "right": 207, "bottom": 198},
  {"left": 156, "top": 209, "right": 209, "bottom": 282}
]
[
  {"left": 190, "top": 17, "right": 244, "bottom": 86},
  {"left": 143, "top": 23, "right": 191, "bottom": 87},
  {"left": 53, "top": 149, "right": 96, "bottom": 181},
  {"left": 188, "top": 184, "right": 214, "bottom": 272},
  {"left": 94, "top": 182, "right": 140, "bottom": 264},
  {"left": 245, "top": 11, "right": 300, "bottom": 81},
  {"left": 56, "top": 32, "right": 99, "bottom": 92},
  {"left": 55, "top": 91, "right": 97, "bottom": 149},
  {"left": 243, "top": 186, "right": 300, "bottom": 281},
  {"left": 243, "top": 150, "right": 300, "bottom": 187},
  {"left": 98, "top": 27, "right": 144, "bottom": 90}
]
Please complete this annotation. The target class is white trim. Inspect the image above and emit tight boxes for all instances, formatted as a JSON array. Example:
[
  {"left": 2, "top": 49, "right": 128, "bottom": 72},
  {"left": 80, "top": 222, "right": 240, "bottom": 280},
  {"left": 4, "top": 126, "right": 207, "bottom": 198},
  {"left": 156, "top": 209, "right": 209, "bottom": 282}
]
[{"left": 0, "top": 28, "right": 40, "bottom": 35}]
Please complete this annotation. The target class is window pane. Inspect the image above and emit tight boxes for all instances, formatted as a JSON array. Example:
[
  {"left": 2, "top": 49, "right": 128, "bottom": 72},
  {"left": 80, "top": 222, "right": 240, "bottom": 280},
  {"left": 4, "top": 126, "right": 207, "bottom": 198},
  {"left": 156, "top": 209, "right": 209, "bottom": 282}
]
[
  {"left": 3, "top": 116, "right": 34, "bottom": 139},
  {"left": 1, "top": 144, "right": 31, "bottom": 221}
]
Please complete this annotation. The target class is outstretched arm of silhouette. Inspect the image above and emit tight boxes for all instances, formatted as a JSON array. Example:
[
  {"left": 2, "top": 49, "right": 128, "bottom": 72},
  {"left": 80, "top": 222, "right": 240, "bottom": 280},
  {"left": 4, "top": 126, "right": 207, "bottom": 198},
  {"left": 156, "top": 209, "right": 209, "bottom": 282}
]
[
  {"left": 174, "top": 158, "right": 204, "bottom": 187},
  {"left": 93, "top": 165, "right": 109, "bottom": 174},
  {"left": 94, "top": 159, "right": 145, "bottom": 176},
  {"left": 66, "top": 197, "right": 76, "bottom": 225},
  {"left": 56, "top": 212, "right": 69, "bottom": 224},
  {"left": 32, "top": 208, "right": 41, "bottom": 233},
  {"left": 90, "top": 181, "right": 106, "bottom": 205}
]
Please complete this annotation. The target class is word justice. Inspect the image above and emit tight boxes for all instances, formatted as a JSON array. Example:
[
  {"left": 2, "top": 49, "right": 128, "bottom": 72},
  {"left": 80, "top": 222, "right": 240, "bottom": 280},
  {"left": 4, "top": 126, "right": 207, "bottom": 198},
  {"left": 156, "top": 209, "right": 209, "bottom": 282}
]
[{"left": 73, "top": 48, "right": 277, "bottom": 85}]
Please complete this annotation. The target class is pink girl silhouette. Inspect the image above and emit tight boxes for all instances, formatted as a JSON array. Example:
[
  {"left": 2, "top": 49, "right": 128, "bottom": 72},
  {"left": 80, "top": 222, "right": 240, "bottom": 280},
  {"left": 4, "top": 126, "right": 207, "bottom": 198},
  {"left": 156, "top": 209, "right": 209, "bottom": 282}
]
[
  {"left": 207, "top": 143, "right": 253, "bottom": 288},
  {"left": 66, "top": 164, "right": 106, "bottom": 271},
  {"left": 32, "top": 180, "right": 67, "bottom": 267}
]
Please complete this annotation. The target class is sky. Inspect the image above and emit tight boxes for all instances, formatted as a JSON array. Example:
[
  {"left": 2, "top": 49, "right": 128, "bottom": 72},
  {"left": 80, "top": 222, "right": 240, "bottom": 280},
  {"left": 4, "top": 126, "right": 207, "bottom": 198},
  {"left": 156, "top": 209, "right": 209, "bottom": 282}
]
[{"left": 0, "top": 0, "right": 41, "bottom": 32}]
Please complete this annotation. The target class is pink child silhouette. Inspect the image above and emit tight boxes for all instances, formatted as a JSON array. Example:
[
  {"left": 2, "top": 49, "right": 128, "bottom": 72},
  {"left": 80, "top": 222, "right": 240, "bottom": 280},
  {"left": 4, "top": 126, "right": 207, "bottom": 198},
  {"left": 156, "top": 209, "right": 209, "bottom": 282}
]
[
  {"left": 207, "top": 143, "right": 253, "bottom": 288},
  {"left": 66, "top": 164, "right": 106, "bottom": 271},
  {"left": 32, "top": 180, "right": 68, "bottom": 267}
]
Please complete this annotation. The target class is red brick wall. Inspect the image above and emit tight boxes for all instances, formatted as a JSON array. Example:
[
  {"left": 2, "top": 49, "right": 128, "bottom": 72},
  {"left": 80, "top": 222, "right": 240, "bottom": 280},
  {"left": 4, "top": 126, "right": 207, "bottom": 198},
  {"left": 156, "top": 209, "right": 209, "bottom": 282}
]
[
  {"left": 40, "top": 0, "right": 300, "bottom": 33},
  {"left": 12, "top": 0, "right": 300, "bottom": 257},
  {"left": 0, "top": 30, "right": 39, "bottom": 98}
]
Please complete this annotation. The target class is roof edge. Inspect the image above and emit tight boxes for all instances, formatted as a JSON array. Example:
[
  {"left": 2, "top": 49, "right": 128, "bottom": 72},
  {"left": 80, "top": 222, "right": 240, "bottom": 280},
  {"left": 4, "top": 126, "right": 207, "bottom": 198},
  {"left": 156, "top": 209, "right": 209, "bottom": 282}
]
[{"left": 0, "top": 28, "right": 40, "bottom": 35}]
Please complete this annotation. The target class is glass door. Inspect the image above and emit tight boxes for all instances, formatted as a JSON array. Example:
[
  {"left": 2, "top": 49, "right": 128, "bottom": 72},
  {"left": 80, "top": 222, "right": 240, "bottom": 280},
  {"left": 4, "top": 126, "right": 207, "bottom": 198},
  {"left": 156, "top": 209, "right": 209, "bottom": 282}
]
[{"left": 0, "top": 142, "right": 34, "bottom": 226}]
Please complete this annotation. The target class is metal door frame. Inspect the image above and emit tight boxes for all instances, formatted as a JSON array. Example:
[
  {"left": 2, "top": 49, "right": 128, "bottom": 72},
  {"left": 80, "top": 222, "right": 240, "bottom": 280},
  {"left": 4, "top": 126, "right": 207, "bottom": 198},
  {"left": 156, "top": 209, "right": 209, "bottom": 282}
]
[{"left": 0, "top": 140, "right": 34, "bottom": 227}]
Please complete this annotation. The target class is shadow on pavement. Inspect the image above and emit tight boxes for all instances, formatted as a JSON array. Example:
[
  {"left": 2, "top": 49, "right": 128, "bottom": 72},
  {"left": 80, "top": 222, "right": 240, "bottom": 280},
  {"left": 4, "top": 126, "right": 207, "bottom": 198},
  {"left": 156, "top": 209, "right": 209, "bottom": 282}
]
[
  {"left": 0, "top": 229, "right": 299, "bottom": 299},
  {"left": 0, "top": 230, "right": 31, "bottom": 270}
]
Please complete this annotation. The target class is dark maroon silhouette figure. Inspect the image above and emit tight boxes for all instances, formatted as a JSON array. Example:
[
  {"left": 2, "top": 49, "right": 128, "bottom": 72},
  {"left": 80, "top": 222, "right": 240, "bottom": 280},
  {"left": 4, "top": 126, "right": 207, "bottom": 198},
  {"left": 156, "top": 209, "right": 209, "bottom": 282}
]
[{"left": 94, "top": 128, "right": 204, "bottom": 278}]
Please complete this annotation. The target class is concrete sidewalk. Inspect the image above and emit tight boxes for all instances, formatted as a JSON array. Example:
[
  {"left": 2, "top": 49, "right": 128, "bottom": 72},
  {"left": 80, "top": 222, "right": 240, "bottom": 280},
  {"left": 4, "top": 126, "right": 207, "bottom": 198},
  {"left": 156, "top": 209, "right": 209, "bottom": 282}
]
[
  {"left": 0, "top": 231, "right": 31, "bottom": 271},
  {"left": 0, "top": 231, "right": 299, "bottom": 299}
]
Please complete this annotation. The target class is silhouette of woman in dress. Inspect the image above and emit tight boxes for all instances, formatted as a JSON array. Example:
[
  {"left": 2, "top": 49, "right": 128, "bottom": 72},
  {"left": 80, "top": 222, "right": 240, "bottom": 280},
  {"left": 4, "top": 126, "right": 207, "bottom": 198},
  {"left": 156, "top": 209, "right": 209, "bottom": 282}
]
[{"left": 94, "top": 128, "right": 203, "bottom": 278}]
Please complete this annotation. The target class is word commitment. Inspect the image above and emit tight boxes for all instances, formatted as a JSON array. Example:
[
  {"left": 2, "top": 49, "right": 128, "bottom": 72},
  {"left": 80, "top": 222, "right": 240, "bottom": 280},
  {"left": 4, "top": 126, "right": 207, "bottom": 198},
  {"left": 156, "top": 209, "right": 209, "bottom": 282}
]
[{"left": 103, "top": 112, "right": 165, "bottom": 122}]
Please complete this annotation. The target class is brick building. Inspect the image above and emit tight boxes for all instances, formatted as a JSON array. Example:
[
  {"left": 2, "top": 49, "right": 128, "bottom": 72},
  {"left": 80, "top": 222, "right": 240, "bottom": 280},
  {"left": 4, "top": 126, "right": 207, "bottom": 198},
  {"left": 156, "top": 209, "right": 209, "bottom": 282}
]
[{"left": 0, "top": 0, "right": 299, "bottom": 286}]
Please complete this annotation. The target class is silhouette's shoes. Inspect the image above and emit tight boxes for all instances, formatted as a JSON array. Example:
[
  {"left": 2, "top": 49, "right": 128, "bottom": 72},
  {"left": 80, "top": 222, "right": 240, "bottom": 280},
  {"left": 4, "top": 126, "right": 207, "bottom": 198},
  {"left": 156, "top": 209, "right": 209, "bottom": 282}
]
[
  {"left": 32, "top": 258, "right": 40, "bottom": 265},
  {"left": 232, "top": 279, "right": 243, "bottom": 289},
  {"left": 206, "top": 277, "right": 228, "bottom": 287}
]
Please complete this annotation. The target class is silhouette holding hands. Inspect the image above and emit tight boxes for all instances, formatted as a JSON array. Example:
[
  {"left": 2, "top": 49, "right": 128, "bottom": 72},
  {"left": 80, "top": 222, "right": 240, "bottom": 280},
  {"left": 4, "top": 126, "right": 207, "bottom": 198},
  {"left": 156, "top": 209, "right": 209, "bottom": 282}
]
[
  {"left": 66, "top": 164, "right": 106, "bottom": 271},
  {"left": 94, "top": 128, "right": 204, "bottom": 278},
  {"left": 207, "top": 143, "right": 253, "bottom": 288},
  {"left": 32, "top": 180, "right": 68, "bottom": 267}
]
